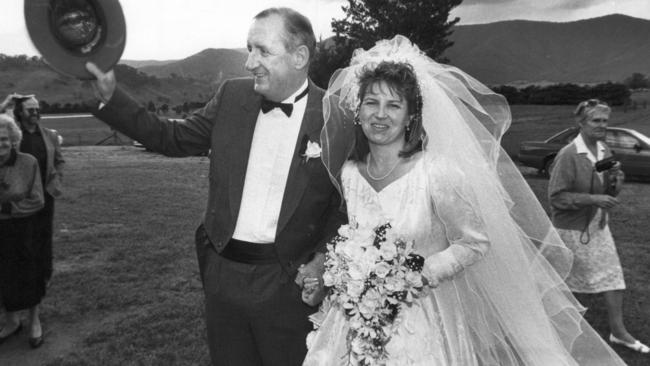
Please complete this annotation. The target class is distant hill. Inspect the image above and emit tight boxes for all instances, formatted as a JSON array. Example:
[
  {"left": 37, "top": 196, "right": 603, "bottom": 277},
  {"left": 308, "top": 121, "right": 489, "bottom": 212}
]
[
  {"left": 444, "top": 14, "right": 650, "bottom": 85},
  {"left": 139, "top": 48, "right": 248, "bottom": 82},
  {"left": 0, "top": 57, "right": 213, "bottom": 109},
  {"left": 120, "top": 59, "right": 176, "bottom": 68}
]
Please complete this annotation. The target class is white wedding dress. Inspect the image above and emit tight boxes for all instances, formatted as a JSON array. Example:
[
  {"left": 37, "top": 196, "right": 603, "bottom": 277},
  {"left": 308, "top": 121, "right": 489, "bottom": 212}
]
[
  {"left": 305, "top": 155, "right": 495, "bottom": 366},
  {"left": 304, "top": 154, "right": 625, "bottom": 366}
]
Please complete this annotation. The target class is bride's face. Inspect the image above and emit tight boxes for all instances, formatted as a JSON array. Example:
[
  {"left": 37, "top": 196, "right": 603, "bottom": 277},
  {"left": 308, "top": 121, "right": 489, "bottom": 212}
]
[{"left": 358, "top": 81, "right": 410, "bottom": 148}]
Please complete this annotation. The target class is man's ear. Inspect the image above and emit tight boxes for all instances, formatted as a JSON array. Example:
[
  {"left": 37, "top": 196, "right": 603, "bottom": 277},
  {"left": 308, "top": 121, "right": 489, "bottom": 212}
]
[{"left": 292, "top": 45, "right": 310, "bottom": 71}]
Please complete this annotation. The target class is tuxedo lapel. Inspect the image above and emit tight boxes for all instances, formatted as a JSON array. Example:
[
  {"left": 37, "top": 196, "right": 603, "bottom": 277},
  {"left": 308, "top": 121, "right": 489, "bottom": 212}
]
[
  {"left": 276, "top": 81, "right": 323, "bottom": 235},
  {"left": 228, "top": 93, "right": 262, "bottom": 223}
]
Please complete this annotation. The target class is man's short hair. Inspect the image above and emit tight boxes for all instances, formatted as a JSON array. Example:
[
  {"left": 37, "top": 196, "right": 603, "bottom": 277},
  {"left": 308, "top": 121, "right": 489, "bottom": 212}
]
[{"left": 254, "top": 7, "right": 316, "bottom": 62}]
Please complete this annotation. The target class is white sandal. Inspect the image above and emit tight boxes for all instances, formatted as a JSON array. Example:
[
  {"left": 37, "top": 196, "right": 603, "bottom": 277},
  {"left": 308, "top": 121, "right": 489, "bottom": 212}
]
[{"left": 609, "top": 334, "right": 650, "bottom": 354}]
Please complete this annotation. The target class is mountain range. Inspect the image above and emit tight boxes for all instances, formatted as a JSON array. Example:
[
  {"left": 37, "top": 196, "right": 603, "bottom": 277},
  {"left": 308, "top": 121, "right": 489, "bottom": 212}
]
[
  {"left": 444, "top": 14, "right": 650, "bottom": 85},
  {"left": 121, "top": 14, "right": 650, "bottom": 86},
  {"left": 1, "top": 14, "right": 647, "bottom": 107}
]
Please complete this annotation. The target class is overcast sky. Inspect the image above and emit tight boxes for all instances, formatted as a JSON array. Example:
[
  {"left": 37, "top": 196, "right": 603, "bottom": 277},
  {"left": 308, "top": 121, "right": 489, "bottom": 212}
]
[{"left": 1, "top": 0, "right": 648, "bottom": 60}]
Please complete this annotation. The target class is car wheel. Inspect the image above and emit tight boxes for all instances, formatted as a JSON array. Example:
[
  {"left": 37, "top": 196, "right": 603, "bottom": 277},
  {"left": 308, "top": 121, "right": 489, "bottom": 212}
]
[{"left": 544, "top": 158, "right": 555, "bottom": 177}]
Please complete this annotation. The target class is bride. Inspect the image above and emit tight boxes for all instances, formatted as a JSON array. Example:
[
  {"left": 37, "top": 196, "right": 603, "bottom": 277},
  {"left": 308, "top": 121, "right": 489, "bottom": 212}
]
[{"left": 301, "top": 35, "right": 628, "bottom": 365}]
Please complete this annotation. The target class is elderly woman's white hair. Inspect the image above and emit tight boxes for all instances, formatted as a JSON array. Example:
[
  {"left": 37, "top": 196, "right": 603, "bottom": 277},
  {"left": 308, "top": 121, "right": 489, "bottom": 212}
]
[
  {"left": 574, "top": 98, "right": 611, "bottom": 124},
  {"left": 0, "top": 113, "right": 23, "bottom": 145}
]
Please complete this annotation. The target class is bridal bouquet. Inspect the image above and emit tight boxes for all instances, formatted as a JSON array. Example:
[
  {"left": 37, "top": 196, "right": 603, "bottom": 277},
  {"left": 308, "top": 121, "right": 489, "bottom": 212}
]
[{"left": 322, "top": 222, "right": 426, "bottom": 366}]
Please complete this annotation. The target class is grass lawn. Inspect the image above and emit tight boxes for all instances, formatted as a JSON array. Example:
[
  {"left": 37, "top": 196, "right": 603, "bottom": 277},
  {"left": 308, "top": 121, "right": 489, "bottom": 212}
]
[
  {"left": 1, "top": 147, "right": 211, "bottom": 366},
  {"left": 40, "top": 115, "right": 134, "bottom": 147}
]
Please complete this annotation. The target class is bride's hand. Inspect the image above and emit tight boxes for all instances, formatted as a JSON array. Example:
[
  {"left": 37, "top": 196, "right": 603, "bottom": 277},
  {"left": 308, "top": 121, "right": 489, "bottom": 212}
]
[{"left": 302, "top": 277, "right": 327, "bottom": 306}]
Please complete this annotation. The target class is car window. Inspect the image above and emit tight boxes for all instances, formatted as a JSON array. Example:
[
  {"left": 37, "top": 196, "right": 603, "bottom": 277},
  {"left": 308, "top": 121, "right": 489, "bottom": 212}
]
[
  {"left": 550, "top": 129, "right": 578, "bottom": 144},
  {"left": 607, "top": 131, "right": 638, "bottom": 149}
]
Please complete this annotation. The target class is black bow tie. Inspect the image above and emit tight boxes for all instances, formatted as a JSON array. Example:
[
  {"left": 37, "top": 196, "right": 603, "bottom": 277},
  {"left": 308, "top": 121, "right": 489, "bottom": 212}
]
[
  {"left": 261, "top": 99, "right": 293, "bottom": 117},
  {"left": 260, "top": 87, "right": 309, "bottom": 117}
]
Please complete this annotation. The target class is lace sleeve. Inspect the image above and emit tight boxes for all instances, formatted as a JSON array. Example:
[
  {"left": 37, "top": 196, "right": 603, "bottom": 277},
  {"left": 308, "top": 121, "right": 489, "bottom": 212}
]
[{"left": 423, "top": 158, "right": 490, "bottom": 286}]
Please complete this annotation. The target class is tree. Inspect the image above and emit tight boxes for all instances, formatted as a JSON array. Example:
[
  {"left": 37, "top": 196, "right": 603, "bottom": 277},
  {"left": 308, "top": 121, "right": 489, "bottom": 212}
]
[
  {"left": 310, "top": 0, "right": 462, "bottom": 87},
  {"left": 624, "top": 72, "right": 649, "bottom": 89}
]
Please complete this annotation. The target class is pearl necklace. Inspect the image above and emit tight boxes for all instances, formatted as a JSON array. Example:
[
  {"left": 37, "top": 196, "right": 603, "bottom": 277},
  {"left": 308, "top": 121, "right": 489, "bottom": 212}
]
[{"left": 366, "top": 154, "right": 401, "bottom": 181}]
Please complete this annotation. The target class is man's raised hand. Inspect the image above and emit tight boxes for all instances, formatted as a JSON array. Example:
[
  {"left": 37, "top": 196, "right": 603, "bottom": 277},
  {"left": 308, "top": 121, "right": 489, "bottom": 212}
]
[{"left": 85, "top": 62, "right": 117, "bottom": 104}]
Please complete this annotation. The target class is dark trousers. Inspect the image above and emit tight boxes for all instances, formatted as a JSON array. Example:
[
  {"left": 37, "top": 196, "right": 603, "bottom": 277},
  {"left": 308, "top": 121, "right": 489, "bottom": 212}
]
[
  {"left": 195, "top": 226, "right": 314, "bottom": 366},
  {"left": 35, "top": 193, "right": 55, "bottom": 281}
]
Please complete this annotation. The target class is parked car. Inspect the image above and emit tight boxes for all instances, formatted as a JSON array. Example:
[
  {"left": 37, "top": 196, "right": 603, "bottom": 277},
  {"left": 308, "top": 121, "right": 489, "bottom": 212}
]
[{"left": 518, "top": 127, "right": 650, "bottom": 177}]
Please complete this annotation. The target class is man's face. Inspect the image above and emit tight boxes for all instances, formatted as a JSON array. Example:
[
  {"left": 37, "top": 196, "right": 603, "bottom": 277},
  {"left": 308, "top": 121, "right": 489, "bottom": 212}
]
[
  {"left": 20, "top": 98, "right": 41, "bottom": 127},
  {"left": 245, "top": 15, "right": 299, "bottom": 102}
]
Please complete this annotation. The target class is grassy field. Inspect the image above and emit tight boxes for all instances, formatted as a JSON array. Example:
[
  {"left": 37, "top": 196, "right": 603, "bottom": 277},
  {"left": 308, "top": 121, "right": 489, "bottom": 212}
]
[
  {"left": 38, "top": 103, "right": 650, "bottom": 161},
  {"left": 40, "top": 115, "right": 134, "bottom": 147},
  {"left": 0, "top": 106, "right": 648, "bottom": 365}
]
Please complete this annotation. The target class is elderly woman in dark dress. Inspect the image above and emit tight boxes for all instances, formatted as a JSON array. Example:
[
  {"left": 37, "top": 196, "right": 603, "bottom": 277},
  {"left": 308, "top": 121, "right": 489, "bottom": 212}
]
[{"left": 0, "top": 114, "right": 46, "bottom": 348}]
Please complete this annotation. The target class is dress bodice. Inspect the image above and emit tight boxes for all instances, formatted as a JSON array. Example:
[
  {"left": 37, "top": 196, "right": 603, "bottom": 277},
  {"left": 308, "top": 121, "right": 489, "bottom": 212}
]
[{"left": 341, "top": 156, "right": 448, "bottom": 256}]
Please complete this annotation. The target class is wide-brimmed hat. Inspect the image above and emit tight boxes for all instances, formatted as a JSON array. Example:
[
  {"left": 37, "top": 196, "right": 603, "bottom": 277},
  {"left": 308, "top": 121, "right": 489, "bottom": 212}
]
[{"left": 25, "top": 0, "right": 126, "bottom": 80}]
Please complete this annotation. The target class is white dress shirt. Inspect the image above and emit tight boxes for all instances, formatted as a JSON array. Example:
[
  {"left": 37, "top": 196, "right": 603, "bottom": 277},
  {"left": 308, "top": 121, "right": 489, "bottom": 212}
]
[{"left": 232, "top": 80, "right": 309, "bottom": 243}]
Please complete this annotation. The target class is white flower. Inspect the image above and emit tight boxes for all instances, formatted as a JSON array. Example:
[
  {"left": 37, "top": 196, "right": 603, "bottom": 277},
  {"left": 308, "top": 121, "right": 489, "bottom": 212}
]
[
  {"left": 338, "top": 241, "right": 365, "bottom": 264},
  {"left": 379, "top": 240, "right": 398, "bottom": 259},
  {"left": 348, "top": 262, "right": 368, "bottom": 281},
  {"left": 302, "top": 140, "right": 321, "bottom": 162},
  {"left": 374, "top": 262, "right": 391, "bottom": 278},
  {"left": 346, "top": 279, "right": 365, "bottom": 298},
  {"left": 405, "top": 271, "right": 423, "bottom": 288},
  {"left": 337, "top": 224, "right": 353, "bottom": 238},
  {"left": 385, "top": 276, "right": 406, "bottom": 292},
  {"left": 322, "top": 271, "right": 336, "bottom": 287}
]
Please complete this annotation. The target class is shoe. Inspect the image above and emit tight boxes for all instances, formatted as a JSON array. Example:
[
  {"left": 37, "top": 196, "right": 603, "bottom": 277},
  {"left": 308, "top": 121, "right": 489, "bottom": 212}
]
[
  {"left": 0, "top": 322, "right": 22, "bottom": 344},
  {"left": 28, "top": 335, "right": 44, "bottom": 349},
  {"left": 609, "top": 334, "right": 650, "bottom": 354}
]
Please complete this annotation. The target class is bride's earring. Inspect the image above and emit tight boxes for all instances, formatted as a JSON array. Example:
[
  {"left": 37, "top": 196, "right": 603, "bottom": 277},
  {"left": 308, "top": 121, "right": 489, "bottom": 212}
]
[{"left": 354, "top": 105, "right": 361, "bottom": 126}]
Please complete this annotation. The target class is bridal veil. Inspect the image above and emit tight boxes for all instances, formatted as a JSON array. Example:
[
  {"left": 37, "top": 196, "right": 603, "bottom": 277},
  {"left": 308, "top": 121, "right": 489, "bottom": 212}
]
[{"left": 320, "top": 35, "right": 627, "bottom": 365}]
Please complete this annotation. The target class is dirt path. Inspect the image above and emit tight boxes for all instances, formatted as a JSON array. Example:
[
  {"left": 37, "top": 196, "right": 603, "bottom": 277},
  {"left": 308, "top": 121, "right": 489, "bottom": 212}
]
[{"left": 0, "top": 318, "right": 83, "bottom": 366}]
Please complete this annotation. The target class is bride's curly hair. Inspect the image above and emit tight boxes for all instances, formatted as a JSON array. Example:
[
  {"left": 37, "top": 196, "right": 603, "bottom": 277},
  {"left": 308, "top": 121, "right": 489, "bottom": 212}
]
[{"left": 352, "top": 61, "right": 424, "bottom": 160}]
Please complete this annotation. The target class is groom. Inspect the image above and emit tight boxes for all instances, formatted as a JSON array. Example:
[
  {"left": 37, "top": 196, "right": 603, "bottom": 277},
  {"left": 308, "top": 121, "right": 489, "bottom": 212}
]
[{"left": 86, "top": 7, "right": 344, "bottom": 366}]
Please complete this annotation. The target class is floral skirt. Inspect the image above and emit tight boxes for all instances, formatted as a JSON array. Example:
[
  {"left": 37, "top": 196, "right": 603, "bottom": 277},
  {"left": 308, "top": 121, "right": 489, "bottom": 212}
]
[{"left": 557, "top": 209, "right": 625, "bottom": 293}]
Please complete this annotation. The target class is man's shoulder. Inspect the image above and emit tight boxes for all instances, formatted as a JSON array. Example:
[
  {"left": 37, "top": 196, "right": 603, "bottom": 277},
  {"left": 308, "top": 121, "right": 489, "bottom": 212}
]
[
  {"left": 223, "top": 77, "right": 254, "bottom": 93},
  {"left": 308, "top": 79, "right": 325, "bottom": 96},
  {"left": 39, "top": 125, "right": 58, "bottom": 138},
  {"left": 225, "top": 77, "right": 254, "bottom": 87},
  {"left": 214, "top": 77, "right": 256, "bottom": 101}
]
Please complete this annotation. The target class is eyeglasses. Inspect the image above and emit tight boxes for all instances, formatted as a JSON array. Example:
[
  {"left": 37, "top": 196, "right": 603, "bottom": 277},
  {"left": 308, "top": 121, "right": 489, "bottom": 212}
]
[{"left": 26, "top": 108, "right": 40, "bottom": 115}]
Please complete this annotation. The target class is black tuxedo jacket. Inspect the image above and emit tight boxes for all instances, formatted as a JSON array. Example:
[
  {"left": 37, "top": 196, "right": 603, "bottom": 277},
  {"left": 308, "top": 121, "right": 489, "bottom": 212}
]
[{"left": 95, "top": 77, "right": 345, "bottom": 275}]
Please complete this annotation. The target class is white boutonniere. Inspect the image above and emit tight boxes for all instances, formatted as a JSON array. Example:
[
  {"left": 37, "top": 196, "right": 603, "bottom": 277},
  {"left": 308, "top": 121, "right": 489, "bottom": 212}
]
[{"left": 302, "top": 140, "right": 321, "bottom": 163}]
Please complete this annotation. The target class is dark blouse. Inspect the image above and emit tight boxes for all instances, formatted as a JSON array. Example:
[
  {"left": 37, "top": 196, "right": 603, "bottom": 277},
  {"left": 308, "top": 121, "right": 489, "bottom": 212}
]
[{"left": 20, "top": 126, "right": 47, "bottom": 185}]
